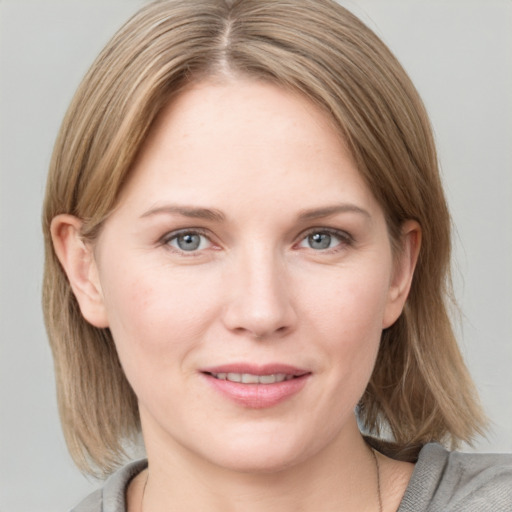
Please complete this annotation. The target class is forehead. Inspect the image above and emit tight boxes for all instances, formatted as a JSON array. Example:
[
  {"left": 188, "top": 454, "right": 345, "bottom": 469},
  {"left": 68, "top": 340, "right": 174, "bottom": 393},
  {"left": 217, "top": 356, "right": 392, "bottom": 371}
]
[
  {"left": 141, "top": 78, "right": 345, "bottom": 163},
  {"left": 117, "top": 78, "right": 379, "bottom": 218}
]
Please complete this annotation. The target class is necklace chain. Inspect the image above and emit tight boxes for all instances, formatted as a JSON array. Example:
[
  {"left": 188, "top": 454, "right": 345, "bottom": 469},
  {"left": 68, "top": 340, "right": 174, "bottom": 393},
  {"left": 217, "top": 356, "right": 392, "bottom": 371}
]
[
  {"left": 140, "top": 447, "right": 383, "bottom": 512},
  {"left": 140, "top": 470, "right": 148, "bottom": 512},
  {"left": 371, "top": 447, "right": 383, "bottom": 512}
]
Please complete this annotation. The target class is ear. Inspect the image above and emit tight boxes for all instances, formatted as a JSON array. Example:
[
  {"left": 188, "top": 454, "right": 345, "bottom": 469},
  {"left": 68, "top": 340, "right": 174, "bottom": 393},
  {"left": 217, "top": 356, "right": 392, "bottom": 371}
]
[
  {"left": 382, "top": 220, "right": 422, "bottom": 329},
  {"left": 50, "top": 214, "right": 109, "bottom": 328}
]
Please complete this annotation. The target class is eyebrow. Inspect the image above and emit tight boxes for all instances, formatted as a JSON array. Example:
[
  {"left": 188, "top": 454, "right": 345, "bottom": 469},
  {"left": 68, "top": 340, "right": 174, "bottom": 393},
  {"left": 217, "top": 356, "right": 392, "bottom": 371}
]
[
  {"left": 140, "top": 204, "right": 225, "bottom": 222},
  {"left": 297, "top": 204, "right": 371, "bottom": 221},
  {"left": 140, "top": 203, "right": 370, "bottom": 223}
]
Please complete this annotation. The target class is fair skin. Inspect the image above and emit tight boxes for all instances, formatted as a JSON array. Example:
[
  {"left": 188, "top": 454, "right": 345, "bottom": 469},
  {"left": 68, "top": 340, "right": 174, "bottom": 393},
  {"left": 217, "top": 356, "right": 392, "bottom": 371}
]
[{"left": 52, "top": 78, "right": 420, "bottom": 512}]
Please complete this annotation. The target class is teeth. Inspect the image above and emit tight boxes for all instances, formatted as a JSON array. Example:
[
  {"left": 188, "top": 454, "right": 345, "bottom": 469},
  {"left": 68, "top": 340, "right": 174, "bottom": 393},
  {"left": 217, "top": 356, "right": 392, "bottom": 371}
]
[
  {"left": 211, "top": 372, "right": 295, "bottom": 384},
  {"left": 242, "top": 373, "right": 259, "bottom": 384}
]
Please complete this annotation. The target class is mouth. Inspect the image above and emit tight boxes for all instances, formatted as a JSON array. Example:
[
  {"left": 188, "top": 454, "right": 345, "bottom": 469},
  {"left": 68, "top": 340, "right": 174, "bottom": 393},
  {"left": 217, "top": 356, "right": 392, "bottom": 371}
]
[
  {"left": 200, "top": 364, "right": 311, "bottom": 408},
  {"left": 206, "top": 372, "right": 297, "bottom": 384}
]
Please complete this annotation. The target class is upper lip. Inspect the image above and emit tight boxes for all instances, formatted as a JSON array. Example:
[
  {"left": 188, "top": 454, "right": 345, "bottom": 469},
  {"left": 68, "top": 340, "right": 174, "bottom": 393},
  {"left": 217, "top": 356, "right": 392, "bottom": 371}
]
[{"left": 201, "top": 363, "right": 310, "bottom": 377}]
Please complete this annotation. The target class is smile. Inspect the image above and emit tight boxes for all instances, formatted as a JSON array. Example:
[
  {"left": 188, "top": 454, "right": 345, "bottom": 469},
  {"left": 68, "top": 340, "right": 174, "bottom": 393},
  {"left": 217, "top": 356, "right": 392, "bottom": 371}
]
[
  {"left": 208, "top": 372, "right": 296, "bottom": 384},
  {"left": 201, "top": 364, "right": 311, "bottom": 408}
]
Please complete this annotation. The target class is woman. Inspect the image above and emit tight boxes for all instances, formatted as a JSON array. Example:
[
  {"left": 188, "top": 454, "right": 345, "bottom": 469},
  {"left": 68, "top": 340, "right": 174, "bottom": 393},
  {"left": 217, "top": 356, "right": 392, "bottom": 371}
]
[{"left": 42, "top": 0, "right": 511, "bottom": 510}]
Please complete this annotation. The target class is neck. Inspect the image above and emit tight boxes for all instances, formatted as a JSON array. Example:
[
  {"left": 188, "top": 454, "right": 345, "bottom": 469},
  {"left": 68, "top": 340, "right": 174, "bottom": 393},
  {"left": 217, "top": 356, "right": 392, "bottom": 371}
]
[{"left": 137, "top": 420, "right": 381, "bottom": 512}]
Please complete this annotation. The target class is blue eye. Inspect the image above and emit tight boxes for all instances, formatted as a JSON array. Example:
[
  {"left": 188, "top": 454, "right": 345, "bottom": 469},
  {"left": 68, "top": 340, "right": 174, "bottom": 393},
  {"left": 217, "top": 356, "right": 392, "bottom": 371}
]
[
  {"left": 308, "top": 232, "right": 333, "bottom": 250},
  {"left": 167, "top": 232, "right": 210, "bottom": 252},
  {"left": 298, "top": 230, "right": 349, "bottom": 251}
]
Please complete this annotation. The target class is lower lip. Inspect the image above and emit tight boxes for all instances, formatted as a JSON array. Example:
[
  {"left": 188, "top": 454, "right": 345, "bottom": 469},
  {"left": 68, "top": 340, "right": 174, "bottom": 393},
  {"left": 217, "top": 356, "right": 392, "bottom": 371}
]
[{"left": 202, "top": 374, "right": 310, "bottom": 409}]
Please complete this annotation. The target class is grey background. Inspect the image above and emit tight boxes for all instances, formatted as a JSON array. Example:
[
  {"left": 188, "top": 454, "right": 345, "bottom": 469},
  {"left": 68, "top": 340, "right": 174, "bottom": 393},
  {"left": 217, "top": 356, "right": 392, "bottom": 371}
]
[{"left": 1, "top": 1, "right": 511, "bottom": 510}]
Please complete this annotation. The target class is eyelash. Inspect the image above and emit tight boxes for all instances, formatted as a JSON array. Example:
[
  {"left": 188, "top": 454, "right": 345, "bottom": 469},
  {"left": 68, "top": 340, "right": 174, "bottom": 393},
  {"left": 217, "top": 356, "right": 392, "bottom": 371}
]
[
  {"left": 296, "top": 228, "right": 354, "bottom": 253},
  {"left": 160, "top": 227, "right": 354, "bottom": 256},
  {"left": 160, "top": 228, "right": 215, "bottom": 256}
]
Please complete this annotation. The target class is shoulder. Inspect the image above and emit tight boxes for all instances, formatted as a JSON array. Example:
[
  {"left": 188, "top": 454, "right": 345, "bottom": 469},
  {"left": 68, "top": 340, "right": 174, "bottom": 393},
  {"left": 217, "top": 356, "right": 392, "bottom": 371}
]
[
  {"left": 399, "top": 443, "right": 512, "bottom": 512},
  {"left": 70, "top": 459, "right": 148, "bottom": 512}
]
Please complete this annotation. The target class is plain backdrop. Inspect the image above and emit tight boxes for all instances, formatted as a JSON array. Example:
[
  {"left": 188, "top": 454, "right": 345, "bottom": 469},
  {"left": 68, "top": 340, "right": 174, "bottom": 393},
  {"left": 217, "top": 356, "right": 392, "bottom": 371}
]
[{"left": 1, "top": 1, "right": 511, "bottom": 510}]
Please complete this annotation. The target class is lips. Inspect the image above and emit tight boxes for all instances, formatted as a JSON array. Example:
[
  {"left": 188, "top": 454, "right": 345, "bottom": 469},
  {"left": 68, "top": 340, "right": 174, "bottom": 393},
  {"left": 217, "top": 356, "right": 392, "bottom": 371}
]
[
  {"left": 201, "top": 364, "right": 310, "bottom": 408},
  {"left": 209, "top": 372, "right": 295, "bottom": 384}
]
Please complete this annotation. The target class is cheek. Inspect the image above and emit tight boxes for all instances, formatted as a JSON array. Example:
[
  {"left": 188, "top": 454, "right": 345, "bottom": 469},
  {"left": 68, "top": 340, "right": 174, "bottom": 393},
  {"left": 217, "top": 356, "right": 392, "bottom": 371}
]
[
  {"left": 298, "top": 264, "right": 391, "bottom": 388},
  {"left": 98, "top": 259, "right": 220, "bottom": 369},
  {"left": 303, "top": 266, "right": 390, "bottom": 339}
]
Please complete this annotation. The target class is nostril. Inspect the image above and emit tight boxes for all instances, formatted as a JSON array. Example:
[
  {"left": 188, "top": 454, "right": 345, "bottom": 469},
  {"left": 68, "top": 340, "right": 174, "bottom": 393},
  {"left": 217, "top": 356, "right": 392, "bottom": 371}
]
[{"left": 221, "top": 280, "right": 298, "bottom": 338}]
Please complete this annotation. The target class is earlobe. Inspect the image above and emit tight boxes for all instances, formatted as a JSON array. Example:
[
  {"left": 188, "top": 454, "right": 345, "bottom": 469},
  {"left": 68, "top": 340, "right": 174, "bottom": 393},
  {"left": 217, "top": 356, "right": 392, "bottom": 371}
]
[
  {"left": 382, "top": 220, "right": 422, "bottom": 329},
  {"left": 50, "top": 214, "right": 109, "bottom": 328}
]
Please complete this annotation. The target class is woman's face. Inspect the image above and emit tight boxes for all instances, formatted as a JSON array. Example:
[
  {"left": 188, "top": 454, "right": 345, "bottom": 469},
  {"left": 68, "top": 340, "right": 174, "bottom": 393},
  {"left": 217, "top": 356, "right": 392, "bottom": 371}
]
[{"left": 86, "top": 79, "right": 413, "bottom": 472}]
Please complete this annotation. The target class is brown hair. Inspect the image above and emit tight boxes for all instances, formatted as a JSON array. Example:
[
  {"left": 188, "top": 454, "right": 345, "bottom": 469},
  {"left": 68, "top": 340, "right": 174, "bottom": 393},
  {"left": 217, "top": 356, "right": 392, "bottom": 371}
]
[{"left": 42, "top": 0, "right": 485, "bottom": 475}]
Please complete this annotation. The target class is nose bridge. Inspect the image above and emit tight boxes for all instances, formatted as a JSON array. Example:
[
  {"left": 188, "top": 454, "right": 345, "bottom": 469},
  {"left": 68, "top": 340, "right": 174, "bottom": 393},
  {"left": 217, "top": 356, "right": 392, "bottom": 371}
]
[{"left": 222, "top": 241, "right": 296, "bottom": 338}]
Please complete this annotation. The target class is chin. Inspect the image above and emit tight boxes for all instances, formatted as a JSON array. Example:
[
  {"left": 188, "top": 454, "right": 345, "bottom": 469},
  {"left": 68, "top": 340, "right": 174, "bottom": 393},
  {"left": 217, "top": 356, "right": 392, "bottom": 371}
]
[
  {"left": 193, "top": 428, "right": 322, "bottom": 475},
  {"left": 210, "top": 448, "right": 306, "bottom": 475}
]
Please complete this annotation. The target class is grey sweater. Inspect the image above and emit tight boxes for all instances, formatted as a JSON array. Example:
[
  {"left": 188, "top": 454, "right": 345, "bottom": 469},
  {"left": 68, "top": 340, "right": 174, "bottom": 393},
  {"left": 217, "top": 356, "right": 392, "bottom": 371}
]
[{"left": 72, "top": 443, "right": 512, "bottom": 511}]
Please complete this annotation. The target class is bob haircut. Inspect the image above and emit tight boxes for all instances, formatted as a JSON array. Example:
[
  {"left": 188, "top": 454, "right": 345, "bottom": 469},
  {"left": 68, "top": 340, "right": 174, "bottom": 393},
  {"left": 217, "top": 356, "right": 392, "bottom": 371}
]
[{"left": 43, "top": 0, "right": 485, "bottom": 475}]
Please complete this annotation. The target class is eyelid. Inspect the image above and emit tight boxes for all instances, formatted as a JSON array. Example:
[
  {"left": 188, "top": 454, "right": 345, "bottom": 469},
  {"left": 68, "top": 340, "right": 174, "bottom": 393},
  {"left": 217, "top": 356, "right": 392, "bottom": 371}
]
[
  {"left": 295, "top": 227, "right": 354, "bottom": 250},
  {"left": 160, "top": 228, "right": 217, "bottom": 254},
  {"left": 160, "top": 227, "right": 209, "bottom": 242}
]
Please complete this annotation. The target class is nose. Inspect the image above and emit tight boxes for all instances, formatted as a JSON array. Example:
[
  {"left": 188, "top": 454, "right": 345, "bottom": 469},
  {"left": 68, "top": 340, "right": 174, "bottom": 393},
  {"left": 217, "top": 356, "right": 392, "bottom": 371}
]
[{"left": 221, "top": 247, "right": 297, "bottom": 339}]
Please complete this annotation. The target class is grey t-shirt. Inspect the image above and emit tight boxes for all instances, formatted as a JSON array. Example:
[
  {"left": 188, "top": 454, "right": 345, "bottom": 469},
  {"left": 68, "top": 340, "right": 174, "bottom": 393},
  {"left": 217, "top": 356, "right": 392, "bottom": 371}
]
[{"left": 71, "top": 443, "right": 512, "bottom": 511}]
